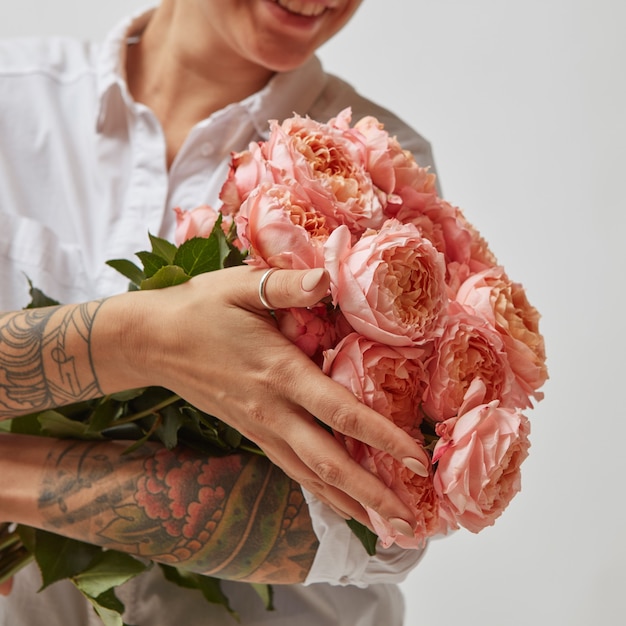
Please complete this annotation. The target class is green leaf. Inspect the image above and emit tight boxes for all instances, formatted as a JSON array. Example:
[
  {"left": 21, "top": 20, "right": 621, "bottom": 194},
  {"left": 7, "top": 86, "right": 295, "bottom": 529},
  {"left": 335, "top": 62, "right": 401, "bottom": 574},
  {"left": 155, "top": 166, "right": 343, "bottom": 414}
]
[
  {"left": 251, "top": 583, "right": 274, "bottom": 611},
  {"left": 100, "top": 422, "right": 146, "bottom": 441},
  {"left": 16, "top": 525, "right": 37, "bottom": 553},
  {"left": 149, "top": 233, "right": 178, "bottom": 264},
  {"left": 72, "top": 550, "right": 148, "bottom": 599},
  {"left": 346, "top": 519, "right": 378, "bottom": 556},
  {"left": 38, "top": 410, "right": 103, "bottom": 440},
  {"left": 187, "top": 406, "right": 244, "bottom": 449},
  {"left": 223, "top": 245, "right": 247, "bottom": 269},
  {"left": 82, "top": 588, "right": 131, "bottom": 626},
  {"left": 105, "top": 259, "right": 145, "bottom": 288},
  {"left": 32, "top": 530, "right": 102, "bottom": 590},
  {"left": 24, "top": 276, "right": 60, "bottom": 308},
  {"left": 159, "top": 565, "right": 238, "bottom": 620},
  {"left": 120, "top": 433, "right": 153, "bottom": 455},
  {"left": 86, "top": 400, "right": 124, "bottom": 434},
  {"left": 221, "top": 424, "right": 243, "bottom": 449},
  {"left": 154, "top": 405, "right": 185, "bottom": 450},
  {"left": 135, "top": 251, "right": 168, "bottom": 279},
  {"left": 140, "top": 265, "right": 190, "bottom": 290},
  {"left": 109, "top": 389, "right": 146, "bottom": 402},
  {"left": 173, "top": 236, "right": 228, "bottom": 276},
  {"left": 10, "top": 412, "right": 46, "bottom": 436}
]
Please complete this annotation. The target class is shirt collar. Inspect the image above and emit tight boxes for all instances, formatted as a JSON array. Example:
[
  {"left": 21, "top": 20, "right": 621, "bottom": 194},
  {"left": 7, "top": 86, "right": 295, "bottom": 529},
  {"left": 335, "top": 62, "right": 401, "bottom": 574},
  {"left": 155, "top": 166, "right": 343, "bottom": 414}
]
[
  {"left": 95, "top": 7, "right": 329, "bottom": 136},
  {"left": 95, "top": 7, "right": 155, "bottom": 133}
]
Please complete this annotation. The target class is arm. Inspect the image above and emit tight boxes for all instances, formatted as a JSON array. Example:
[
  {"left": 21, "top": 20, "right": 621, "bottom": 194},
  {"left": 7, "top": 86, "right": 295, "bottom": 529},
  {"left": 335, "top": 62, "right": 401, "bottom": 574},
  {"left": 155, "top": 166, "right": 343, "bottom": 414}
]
[
  {"left": 0, "top": 301, "right": 105, "bottom": 414},
  {"left": 0, "top": 265, "right": 429, "bottom": 532},
  {"left": 0, "top": 434, "right": 317, "bottom": 584}
]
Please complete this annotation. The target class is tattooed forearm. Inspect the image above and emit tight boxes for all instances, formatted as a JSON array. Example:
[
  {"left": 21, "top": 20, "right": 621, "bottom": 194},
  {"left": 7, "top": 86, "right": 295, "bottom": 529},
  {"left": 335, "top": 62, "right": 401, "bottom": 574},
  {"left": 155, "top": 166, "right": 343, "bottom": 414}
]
[
  {"left": 39, "top": 442, "right": 319, "bottom": 584},
  {"left": 0, "top": 302, "right": 105, "bottom": 417}
]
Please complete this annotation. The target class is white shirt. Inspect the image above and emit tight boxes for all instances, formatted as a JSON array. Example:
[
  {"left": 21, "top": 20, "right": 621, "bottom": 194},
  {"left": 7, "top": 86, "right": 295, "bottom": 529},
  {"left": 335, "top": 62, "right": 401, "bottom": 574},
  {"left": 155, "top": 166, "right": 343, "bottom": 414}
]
[{"left": 0, "top": 8, "right": 437, "bottom": 625}]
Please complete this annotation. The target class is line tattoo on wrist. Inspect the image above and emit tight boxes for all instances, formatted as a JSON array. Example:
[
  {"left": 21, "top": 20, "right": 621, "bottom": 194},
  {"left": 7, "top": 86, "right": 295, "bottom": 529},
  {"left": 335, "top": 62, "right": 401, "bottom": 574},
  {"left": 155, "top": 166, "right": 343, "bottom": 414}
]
[{"left": 0, "top": 300, "right": 106, "bottom": 416}]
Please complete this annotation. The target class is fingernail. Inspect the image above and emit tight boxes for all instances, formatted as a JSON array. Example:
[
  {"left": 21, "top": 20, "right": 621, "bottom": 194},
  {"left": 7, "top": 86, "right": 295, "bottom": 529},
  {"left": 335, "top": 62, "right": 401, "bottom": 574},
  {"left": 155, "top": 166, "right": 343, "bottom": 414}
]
[
  {"left": 301, "top": 268, "right": 326, "bottom": 292},
  {"left": 403, "top": 456, "right": 429, "bottom": 477},
  {"left": 389, "top": 517, "right": 415, "bottom": 538}
]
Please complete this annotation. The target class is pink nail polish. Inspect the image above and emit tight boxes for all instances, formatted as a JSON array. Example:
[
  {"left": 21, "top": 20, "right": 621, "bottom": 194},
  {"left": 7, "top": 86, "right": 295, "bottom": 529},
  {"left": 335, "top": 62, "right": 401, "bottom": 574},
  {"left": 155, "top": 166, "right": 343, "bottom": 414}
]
[
  {"left": 301, "top": 268, "right": 325, "bottom": 292},
  {"left": 389, "top": 517, "right": 415, "bottom": 538},
  {"left": 402, "top": 456, "right": 429, "bottom": 477}
]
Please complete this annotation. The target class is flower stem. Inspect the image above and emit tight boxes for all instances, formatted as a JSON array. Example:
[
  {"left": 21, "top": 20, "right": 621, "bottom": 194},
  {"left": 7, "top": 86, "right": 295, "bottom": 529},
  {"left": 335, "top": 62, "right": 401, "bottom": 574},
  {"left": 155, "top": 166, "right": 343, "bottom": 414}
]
[
  {"left": 112, "top": 394, "right": 180, "bottom": 426},
  {"left": 238, "top": 443, "right": 266, "bottom": 457},
  {"left": 0, "top": 531, "right": 20, "bottom": 553},
  {"left": 0, "top": 526, "right": 34, "bottom": 586}
]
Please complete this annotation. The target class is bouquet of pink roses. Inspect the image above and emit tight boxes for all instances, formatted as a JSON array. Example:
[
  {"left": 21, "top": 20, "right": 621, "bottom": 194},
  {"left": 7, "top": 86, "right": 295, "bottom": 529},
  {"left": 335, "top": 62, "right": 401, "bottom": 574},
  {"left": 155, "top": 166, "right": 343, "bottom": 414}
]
[
  {"left": 0, "top": 109, "right": 548, "bottom": 626},
  {"left": 176, "top": 108, "right": 548, "bottom": 549}
]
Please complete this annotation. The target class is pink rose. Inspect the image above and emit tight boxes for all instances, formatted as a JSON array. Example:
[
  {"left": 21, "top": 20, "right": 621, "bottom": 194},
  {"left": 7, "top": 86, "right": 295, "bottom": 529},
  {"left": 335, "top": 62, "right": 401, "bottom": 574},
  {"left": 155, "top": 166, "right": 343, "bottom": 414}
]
[
  {"left": 432, "top": 379, "right": 531, "bottom": 533},
  {"left": 324, "top": 219, "right": 447, "bottom": 346},
  {"left": 261, "top": 110, "right": 385, "bottom": 237},
  {"left": 323, "top": 332, "right": 430, "bottom": 435},
  {"left": 422, "top": 301, "right": 530, "bottom": 421},
  {"left": 392, "top": 200, "right": 498, "bottom": 296},
  {"left": 353, "top": 115, "right": 439, "bottom": 212},
  {"left": 174, "top": 205, "right": 224, "bottom": 245},
  {"left": 218, "top": 143, "right": 272, "bottom": 217},
  {"left": 235, "top": 182, "right": 330, "bottom": 269},
  {"left": 351, "top": 115, "right": 400, "bottom": 195},
  {"left": 341, "top": 438, "right": 447, "bottom": 549},
  {"left": 455, "top": 267, "right": 548, "bottom": 401},
  {"left": 275, "top": 304, "right": 347, "bottom": 366}
]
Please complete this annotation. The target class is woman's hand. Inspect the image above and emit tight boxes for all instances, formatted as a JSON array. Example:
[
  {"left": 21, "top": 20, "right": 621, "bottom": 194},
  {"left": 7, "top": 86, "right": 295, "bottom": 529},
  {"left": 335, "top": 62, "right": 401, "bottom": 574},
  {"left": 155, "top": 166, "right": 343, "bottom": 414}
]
[{"left": 95, "top": 266, "right": 430, "bottom": 534}]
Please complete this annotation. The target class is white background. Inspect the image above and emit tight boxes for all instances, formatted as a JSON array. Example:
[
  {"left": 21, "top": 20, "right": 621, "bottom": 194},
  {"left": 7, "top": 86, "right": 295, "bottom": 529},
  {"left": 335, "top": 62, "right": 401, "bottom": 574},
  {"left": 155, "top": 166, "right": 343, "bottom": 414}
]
[{"left": 1, "top": 1, "right": 624, "bottom": 625}]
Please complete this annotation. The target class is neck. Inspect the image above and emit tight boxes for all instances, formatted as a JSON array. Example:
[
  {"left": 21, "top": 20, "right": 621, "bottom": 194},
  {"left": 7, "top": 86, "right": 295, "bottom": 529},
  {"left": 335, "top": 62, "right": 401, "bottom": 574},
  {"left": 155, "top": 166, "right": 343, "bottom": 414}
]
[{"left": 126, "top": 4, "right": 275, "bottom": 168}]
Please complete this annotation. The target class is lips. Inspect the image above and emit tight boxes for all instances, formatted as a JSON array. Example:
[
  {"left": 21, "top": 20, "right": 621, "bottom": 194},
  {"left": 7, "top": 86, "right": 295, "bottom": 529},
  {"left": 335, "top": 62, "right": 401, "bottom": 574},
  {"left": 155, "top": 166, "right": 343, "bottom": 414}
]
[{"left": 274, "top": 0, "right": 332, "bottom": 17}]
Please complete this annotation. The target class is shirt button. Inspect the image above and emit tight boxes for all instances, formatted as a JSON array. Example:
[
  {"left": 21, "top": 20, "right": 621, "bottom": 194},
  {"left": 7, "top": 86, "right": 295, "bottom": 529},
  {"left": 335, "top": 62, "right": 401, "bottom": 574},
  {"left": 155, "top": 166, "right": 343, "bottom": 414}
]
[
  {"left": 201, "top": 142, "right": 214, "bottom": 157},
  {"left": 339, "top": 576, "right": 350, "bottom": 584}
]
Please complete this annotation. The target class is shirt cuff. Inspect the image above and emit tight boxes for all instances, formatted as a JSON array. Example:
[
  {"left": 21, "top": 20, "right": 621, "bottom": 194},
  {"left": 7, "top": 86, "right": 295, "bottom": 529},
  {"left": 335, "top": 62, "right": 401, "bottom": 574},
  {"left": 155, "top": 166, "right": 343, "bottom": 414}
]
[{"left": 301, "top": 488, "right": 427, "bottom": 588}]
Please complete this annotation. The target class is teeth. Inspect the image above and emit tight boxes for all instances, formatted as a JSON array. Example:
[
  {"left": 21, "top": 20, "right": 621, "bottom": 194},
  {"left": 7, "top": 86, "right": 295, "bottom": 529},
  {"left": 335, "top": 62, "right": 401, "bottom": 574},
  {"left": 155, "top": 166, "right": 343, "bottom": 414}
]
[{"left": 276, "top": 0, "right": 327, "bottom": 17}]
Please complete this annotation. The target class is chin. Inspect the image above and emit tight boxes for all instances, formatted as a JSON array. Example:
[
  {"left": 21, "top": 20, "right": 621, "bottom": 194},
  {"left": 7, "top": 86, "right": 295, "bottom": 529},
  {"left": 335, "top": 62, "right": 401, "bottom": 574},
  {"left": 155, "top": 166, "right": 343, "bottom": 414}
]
[{"left": 253, "top": 48, "right": 315, "bottom": 73}]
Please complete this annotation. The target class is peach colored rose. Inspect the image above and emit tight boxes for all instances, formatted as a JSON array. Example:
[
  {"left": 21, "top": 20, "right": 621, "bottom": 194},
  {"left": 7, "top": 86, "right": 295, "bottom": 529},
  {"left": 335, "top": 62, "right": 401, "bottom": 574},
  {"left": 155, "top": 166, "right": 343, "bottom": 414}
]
[
  {"left": 455, "top": 208, "right": 499, "bottom": 269},
  {"left": 432, "top": 379, "right": 531, "bottom": 533},
  {"left": 324, "top": 220, "right": 447, "bottom": 347},
  {"left": 351, "top": 115, "right": 400, "bottom": 195},
  {"left": 275, "top": 304, "right": 348, "bottom": 366},
  {"left": 174, "top": 205, "right": 230, "bottom": 245},
  {"left": 353, "top": 115, "right": 439, "bottom": 214},
  {"left": 392, "top": 199, "right": 498, "bottom": 296},
  {"left": 235, "top": 183, "right": 330, "bottom": 270},
  {"left": 341, "top": 438, "right": 447, "bottom": 549},
  {"left": 422, "top": 301, "right": 530, "bottom": 421},
  {"left": 394, "top": 199, "right": 461, "bottom": 258},
  {"left": 262, "top": 110, "right": 385, "bottom": 237},
  {"left": 455, "top": 267, "right": 548, "bottom": 401},
  {"left": 323, "top": 332, "right": 430, "bottom": 435},
  {"left": 218, "top": 143, "right": 272, "bottom": 216}
]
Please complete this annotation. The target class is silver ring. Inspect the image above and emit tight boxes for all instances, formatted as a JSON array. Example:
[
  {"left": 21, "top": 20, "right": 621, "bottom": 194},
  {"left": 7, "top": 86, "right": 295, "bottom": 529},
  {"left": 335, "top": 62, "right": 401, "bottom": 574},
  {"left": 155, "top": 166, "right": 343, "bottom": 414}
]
[{"left": 258, "top": 267, "right": 278, "bottom": 310}]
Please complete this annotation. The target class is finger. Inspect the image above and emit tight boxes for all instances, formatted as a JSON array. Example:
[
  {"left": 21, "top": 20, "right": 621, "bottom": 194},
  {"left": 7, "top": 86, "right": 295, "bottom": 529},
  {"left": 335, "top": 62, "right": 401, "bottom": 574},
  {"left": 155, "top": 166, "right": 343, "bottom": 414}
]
[
  {"left": 277, "top": 417, "right": 419, "bottom": 534},
  {"left": 287, "top": 358, "right": 431, "bottom": 476},
  {"left": 243, "top": 267, "right": 330, "bottom": 311},
  {"left": 261, "top": 444, "right": 373, "bottom": 528}
]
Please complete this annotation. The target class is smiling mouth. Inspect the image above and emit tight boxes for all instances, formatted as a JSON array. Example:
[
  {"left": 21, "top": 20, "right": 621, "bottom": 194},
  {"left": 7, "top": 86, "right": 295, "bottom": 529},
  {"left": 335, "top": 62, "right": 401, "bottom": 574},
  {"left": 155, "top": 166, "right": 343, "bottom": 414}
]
[{"left": 274, "top": 0, "right": 330, "bottom": 17}]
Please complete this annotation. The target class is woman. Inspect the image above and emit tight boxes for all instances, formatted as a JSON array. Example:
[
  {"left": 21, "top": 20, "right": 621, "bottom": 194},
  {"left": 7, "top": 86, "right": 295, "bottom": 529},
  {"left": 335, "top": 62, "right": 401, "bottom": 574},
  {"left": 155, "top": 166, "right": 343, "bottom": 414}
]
[{"left": 0, "top": 1, "right": 438, "bottom": 623}]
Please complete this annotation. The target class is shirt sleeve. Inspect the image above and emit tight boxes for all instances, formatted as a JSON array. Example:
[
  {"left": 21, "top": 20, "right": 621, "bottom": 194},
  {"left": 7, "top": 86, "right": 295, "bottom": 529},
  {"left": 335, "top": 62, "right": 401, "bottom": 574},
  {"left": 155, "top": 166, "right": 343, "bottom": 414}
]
[{"left": 301, "top": 489, "right": 427, "bottom": 588}]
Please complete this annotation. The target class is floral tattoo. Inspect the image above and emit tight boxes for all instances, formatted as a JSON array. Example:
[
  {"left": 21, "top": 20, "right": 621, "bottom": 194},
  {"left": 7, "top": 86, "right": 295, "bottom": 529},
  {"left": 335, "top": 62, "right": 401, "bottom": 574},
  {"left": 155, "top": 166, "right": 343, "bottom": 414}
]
[{"left": 39, "top": 442, "right": 318, "bottom": 583}]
